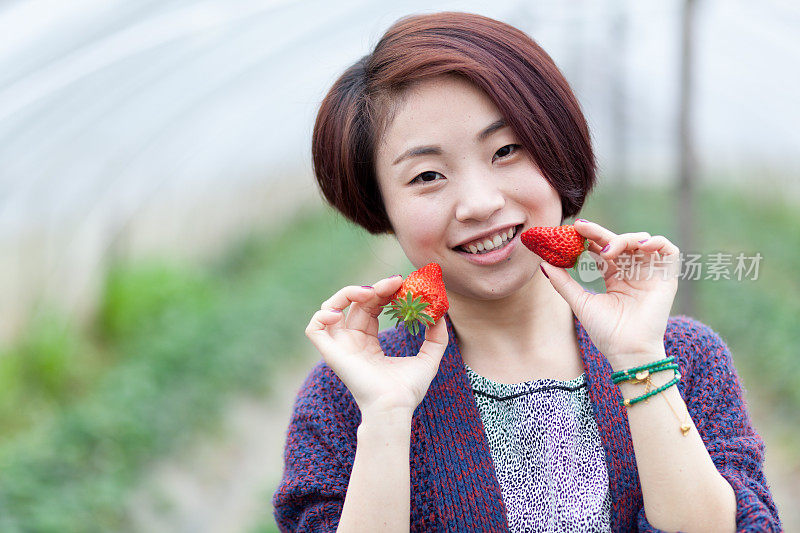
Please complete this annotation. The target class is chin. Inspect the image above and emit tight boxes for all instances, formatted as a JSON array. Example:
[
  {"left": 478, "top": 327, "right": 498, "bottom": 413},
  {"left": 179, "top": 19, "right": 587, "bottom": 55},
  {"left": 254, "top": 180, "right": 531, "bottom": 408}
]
[
  {"left": 444, "top": 257, "right": 538, "bottom": 300},
  {"left": 467, "top": 278, "right": 528, "bottom": 301}
]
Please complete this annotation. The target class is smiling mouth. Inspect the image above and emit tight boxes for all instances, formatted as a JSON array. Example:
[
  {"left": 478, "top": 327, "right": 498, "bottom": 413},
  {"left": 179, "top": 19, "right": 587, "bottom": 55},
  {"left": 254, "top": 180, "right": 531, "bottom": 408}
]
[{"left": 454, "top": 224, "right": 523, "bottom": 255}]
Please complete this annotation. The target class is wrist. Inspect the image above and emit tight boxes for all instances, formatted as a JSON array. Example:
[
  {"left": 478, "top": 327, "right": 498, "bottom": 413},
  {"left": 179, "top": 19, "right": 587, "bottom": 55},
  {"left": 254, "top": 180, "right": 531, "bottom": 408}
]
[
  {"left": 359, "top": 406, "right": 414, "bottom": 432},
  {"left": 607, "top": 349, "right": 668, "bottom": 373}
]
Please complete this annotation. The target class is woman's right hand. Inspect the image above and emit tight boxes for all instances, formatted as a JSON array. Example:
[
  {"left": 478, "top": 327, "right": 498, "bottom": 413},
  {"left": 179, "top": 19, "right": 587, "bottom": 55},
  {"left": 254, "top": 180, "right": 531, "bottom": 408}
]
[{"left": 305, "top": 275, "right": 449, "bottom": 420}]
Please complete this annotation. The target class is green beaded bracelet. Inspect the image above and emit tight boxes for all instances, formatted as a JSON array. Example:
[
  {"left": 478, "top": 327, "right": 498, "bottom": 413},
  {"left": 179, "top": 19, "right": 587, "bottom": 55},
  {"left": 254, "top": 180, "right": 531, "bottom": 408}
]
[
  {"left": 611, "top": 356, "right": 675, "bottom": 381},
  {"left": 621, "top": 372, "right": 681, "bottom": 407},
  {"left": 612, "top": 363, "right": 679, "bottom": 385}
]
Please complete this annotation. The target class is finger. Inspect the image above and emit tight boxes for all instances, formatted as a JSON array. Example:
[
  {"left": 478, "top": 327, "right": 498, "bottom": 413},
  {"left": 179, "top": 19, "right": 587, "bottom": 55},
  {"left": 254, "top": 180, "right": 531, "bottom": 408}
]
[
  {"left": 345, "top": 275, "right": 404, "bottom": 335},
  {"left": 540, "top": 262, "right": 590, "bottom": 317},
  {"left": 573, "top": 219, "right": 618, "bottom": 248},
  {"left": 637, "top": 236, "right": 682, "bottom": 280},
  {"left": 372, "top": 274, "right": 405, "bottom": 299},
  {"left": 637, "top": 235, "right": 680, "bottom": 257},
  {"left": 597, "top": 233, "right": 652, "bottom": 283},
  {"left": 416, "top": 317, "right": 449, "bottom": 371},
  {"left": 359, "top": 274, "right": 405, "bottom": 311},
  {"left": 599, "top": 232, "right": 652, "bottom": 261},
  {"left": 321, "top": 285, "right": 377, "bottom": 332},
  {"left": 604, "top": 233, "right": 683, "bottom": 283},
  {"left": 346, "top": 300, "right": 384, "bottom": 337},
  {"left": 585, "top": 249, "right": 619, "bottom": 280},
  {"left": 587, "top": 240, "right": 604, "bottom": 255},
  {"left": 321, "top": 285, "right": 376, "bottom": 311},
  {"left": 305, "top": 308, "right": 345, "bottom": 358}
]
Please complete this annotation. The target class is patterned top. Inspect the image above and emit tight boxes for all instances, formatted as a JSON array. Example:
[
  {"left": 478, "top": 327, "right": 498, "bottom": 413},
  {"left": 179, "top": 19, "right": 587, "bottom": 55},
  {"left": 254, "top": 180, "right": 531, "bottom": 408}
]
[{"left": 465, "top": 365, "right": 611, "bottom": 533}]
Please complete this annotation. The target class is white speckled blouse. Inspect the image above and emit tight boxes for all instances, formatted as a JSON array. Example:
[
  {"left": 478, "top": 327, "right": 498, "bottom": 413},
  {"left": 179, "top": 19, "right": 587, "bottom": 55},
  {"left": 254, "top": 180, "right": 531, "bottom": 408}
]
[{"left": 465, "top": 364, "right": 612, "bottom": 533}]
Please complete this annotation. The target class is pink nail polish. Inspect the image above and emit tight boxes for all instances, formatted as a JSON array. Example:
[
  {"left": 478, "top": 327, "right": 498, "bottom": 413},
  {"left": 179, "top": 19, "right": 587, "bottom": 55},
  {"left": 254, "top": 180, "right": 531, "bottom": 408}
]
[
  {"left": 576, "top": 218, "right": 588, "bottom": 223},
  {"left": 601, "top": 244, "right": 610, "bottom": 253},
  {"left": 638, "top": 239, "right": 649, "bottom": 244}
]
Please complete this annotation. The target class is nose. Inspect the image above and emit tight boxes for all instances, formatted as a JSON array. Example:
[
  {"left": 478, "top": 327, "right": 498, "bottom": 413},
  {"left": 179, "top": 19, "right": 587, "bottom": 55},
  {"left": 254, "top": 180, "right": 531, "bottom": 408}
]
[{"left": 454, "top": 174, "right": 506, "bottom": 223}]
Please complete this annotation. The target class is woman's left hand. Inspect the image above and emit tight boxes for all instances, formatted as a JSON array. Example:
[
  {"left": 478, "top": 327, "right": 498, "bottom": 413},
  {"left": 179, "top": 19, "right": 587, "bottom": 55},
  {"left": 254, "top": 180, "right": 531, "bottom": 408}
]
[{"left": 540, "top": 219, "right": 682, "bottom": 371}]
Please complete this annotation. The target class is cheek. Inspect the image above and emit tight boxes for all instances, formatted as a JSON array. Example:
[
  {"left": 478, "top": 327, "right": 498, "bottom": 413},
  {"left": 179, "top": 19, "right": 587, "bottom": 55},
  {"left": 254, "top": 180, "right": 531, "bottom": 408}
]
[
  {"left": 520, "top": 176, "right": 562, "bottom": 216},
  {"left": 390, "top": 203, "right": 448, "bottom": 264},
  {"left": 397, "top": 211, "right": 441, "bottom": 247}
]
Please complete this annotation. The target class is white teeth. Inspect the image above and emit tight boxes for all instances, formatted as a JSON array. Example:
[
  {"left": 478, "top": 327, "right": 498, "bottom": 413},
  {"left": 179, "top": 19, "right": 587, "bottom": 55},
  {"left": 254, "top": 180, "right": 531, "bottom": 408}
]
[{"left": 460, "top": 226, "right": 519, "bottom": 254}]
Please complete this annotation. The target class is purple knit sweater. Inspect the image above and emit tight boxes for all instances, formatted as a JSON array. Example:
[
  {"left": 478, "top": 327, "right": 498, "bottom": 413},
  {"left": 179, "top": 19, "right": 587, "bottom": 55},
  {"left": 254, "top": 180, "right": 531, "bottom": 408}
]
[{"left": 273, "top": 314, "right": 781, "bottom": 531}]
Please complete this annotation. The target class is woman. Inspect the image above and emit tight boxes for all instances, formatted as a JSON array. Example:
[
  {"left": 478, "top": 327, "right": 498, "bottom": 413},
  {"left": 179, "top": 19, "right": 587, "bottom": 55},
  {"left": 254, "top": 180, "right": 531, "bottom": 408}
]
[{"left": 273, "top": 12, "right": 780, "bottom": 532}]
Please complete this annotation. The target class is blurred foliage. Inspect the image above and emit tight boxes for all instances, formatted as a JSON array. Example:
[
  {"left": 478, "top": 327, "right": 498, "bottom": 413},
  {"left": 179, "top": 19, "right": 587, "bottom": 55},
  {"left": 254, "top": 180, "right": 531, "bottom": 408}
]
[
  {"left": 97, "top": 261, "right": 215, "bottom": 343},
  {"left": 0, "top": 313, "right": 100, "bottom": 437},
  {"left": 0, "top": 206, "right": 376, "bottom": 532}
]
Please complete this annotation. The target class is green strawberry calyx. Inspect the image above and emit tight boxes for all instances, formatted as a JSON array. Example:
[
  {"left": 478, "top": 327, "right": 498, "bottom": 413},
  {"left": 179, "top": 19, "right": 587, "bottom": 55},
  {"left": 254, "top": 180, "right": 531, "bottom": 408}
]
[{"left": 383, "top": 291, "right": 434, "bottom": 336}]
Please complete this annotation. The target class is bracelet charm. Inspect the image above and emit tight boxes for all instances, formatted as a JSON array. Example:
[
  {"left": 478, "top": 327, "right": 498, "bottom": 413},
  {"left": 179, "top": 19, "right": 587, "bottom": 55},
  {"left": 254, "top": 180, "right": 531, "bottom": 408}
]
[{"left": 612, "top": 357, "right": 692, "bottom": 436}]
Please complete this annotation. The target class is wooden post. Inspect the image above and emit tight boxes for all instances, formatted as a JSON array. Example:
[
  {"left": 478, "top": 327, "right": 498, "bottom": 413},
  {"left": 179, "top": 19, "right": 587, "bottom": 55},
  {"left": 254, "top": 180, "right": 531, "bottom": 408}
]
[
  {"left": 609, "top": 0, "right": 629, "bottom": 230},
  {"left": 677, "top": 0, "right": 698, "bottom": 316}
]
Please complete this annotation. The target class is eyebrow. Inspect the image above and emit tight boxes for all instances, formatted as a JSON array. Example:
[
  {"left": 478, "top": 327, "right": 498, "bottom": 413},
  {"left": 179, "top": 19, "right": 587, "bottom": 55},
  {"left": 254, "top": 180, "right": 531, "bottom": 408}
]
[{"left": 391, "top": 118, "right": 507, "bottom": 166}]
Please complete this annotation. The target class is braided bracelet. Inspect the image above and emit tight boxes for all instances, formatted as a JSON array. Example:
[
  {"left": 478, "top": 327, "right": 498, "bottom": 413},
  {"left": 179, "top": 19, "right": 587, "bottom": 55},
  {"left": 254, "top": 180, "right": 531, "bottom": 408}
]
[
  {"left": 612, "top": 363, "right": 678, "bottom": 385},
  {"left": 616, "top": 365, "right": 692, "bottom": 436},
  {"left": 622, "top": 373, "right": 680, "bottom": 406},
  {"left": 611, "top": 356, "right": 675, "bottom": 383}
]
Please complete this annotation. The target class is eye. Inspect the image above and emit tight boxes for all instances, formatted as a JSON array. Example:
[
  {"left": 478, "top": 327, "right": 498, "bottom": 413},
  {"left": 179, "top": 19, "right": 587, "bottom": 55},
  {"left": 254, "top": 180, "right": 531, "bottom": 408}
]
[
  {"left": 493, "top": 144, "right": 520, "bottom": 161},
  {"left": 409, "top": 171, "right": 445, "bottom": 185}
]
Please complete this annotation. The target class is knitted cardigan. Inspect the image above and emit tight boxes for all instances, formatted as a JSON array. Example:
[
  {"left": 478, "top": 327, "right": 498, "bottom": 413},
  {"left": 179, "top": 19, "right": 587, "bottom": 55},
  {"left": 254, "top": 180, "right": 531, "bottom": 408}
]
[{"left": 273, "top": 313, "right": 782, "bottom": 532}]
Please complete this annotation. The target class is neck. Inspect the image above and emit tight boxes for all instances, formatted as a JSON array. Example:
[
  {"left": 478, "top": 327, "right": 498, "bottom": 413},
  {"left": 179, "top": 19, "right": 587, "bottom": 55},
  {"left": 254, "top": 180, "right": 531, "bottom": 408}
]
[{"left": 446, "top": 273, "right": 582, "bottom": 381}]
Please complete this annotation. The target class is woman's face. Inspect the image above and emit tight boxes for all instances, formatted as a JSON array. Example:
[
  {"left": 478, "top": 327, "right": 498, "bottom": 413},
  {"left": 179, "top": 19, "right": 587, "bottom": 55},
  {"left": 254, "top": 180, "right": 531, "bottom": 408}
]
[{"left": 374, "top": 74, "right": 564, "bottom": 301}]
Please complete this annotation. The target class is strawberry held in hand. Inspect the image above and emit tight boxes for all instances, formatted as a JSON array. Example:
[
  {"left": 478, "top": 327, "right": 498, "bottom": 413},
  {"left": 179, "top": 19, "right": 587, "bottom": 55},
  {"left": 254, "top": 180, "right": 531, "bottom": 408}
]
[
  {"left": 383, "top": 262, "right": 449, "bottom": 336},
  {"left": 520, "top": 225, "right": 587, "bottom": 268}
]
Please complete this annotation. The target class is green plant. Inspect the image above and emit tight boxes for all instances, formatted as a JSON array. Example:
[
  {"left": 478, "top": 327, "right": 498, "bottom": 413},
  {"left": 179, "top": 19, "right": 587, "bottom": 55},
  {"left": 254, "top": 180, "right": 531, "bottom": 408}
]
[{"left": 0, "top": 206, "right": 378, "bottom": 532}]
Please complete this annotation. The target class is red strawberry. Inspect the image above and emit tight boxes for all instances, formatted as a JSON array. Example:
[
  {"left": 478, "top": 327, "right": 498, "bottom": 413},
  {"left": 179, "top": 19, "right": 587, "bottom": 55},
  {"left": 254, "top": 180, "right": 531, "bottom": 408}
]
[
  {"left": 520, "top": 225, "right": 587, "bottom": 268},
  {"left": 383, "top": 262, "right": 449, "bottom": 336}
]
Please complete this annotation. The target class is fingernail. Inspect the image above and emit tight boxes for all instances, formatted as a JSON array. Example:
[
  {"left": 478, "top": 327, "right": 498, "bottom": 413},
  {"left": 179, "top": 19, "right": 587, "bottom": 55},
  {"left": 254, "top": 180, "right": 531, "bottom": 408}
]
[
  {"left": 576, "top": 218, "right": 588, "bottom": 223},
  {"left": 331, "top": 308, "right": 342, "bottom": 313},
  {"left": 601, "top": 244, "right": 610, "bottom": 253},
  {"left": 361, "top": 285, "right": 373, "bottom": 289},
  {"left": 540, "top": 265, "right": 549, "bottom": 279},
  {"left": 638, "top": 239, "right": 649, "bottom": 244},
  {"left": 391, "top": 274, "right": 402, "bottom": 278}
]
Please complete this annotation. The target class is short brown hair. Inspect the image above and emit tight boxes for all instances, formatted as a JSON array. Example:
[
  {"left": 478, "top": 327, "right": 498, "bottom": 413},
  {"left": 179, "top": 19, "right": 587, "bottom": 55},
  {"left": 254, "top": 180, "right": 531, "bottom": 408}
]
[{"left": 312, "top": 11, "right": 597, "bottom": 234}]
